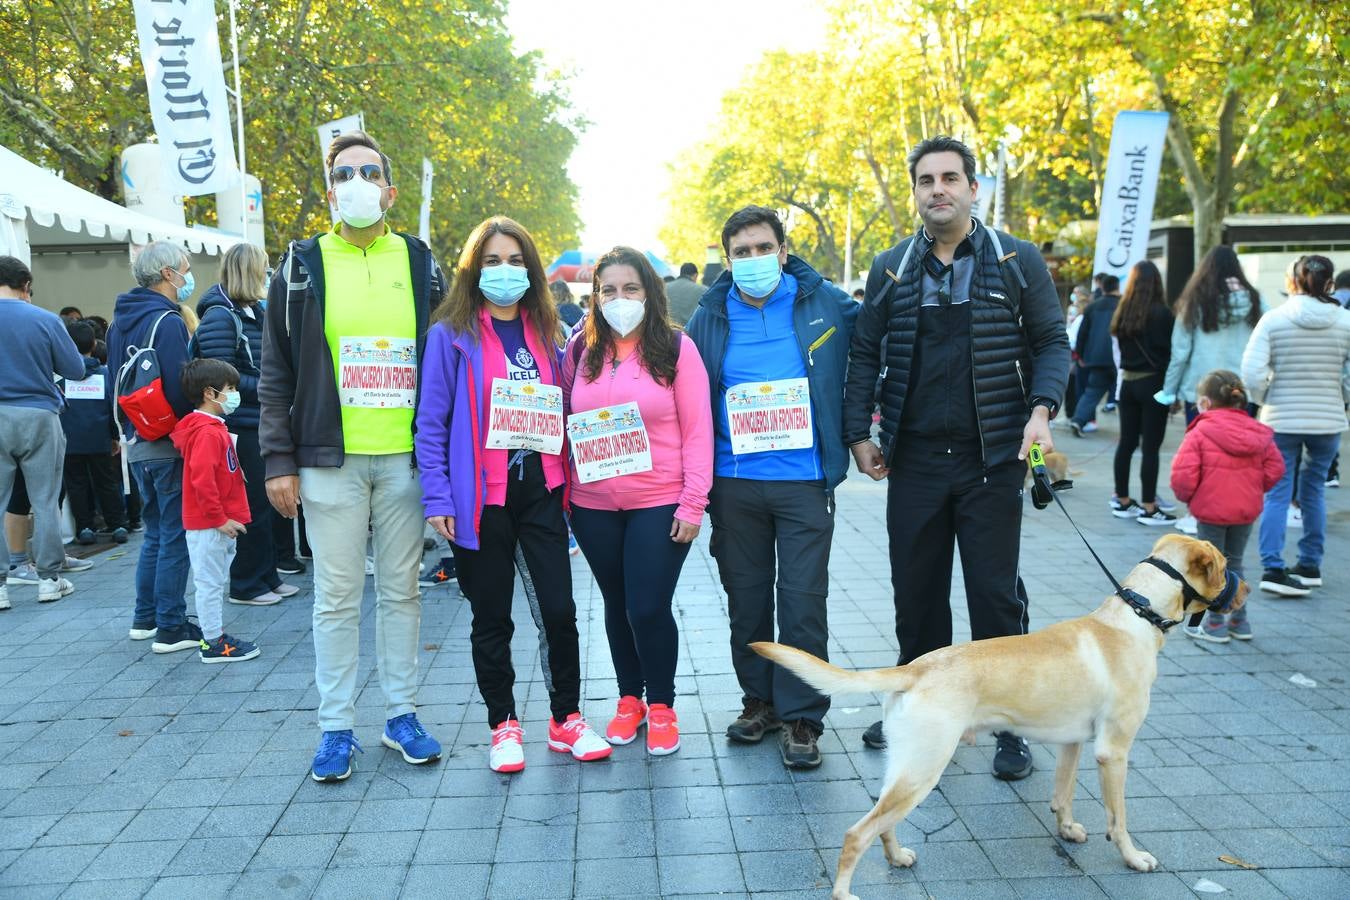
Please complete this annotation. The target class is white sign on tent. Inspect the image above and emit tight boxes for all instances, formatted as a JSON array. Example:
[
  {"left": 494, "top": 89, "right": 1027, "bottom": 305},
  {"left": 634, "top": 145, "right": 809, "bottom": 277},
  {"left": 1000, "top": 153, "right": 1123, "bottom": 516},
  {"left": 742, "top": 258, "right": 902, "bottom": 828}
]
[
  {"left": 131, "top": 0, "right": 239, "bottom": 197},
  {"left": 1092, "top": 111, "right": 1170, "bottom": 280},
  {"left": 318, "top": 114, "right": 366, "bottom": 188}
]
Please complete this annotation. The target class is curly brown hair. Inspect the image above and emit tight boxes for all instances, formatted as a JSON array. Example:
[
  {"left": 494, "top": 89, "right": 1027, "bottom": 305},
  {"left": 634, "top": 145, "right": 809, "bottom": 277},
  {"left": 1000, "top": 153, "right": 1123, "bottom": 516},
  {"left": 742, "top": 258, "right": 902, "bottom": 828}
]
[
  {"left": 430, "top": 216, "right": 560, "bottom": 350},
  {"left": 579, "top": 247, "right": 679, "bottom": 387}
]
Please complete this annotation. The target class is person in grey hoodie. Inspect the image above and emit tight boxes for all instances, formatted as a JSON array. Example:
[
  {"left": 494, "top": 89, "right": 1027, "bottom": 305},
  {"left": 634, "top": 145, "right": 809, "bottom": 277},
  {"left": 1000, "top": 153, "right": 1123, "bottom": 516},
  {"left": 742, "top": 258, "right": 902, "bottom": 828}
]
[{"left": 1242, "top": 255, "right": 1350, "bottom": 596}]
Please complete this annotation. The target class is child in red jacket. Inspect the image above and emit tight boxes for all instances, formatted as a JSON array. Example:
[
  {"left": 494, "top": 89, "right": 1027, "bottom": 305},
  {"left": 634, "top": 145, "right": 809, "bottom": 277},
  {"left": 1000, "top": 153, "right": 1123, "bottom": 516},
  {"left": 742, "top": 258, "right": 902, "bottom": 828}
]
[
  {"left": 171, "top": 359, "right": 261, "bottom": 663},
  {"left": 1170, "top": 370, "right": 1285, "bottom": 642}
]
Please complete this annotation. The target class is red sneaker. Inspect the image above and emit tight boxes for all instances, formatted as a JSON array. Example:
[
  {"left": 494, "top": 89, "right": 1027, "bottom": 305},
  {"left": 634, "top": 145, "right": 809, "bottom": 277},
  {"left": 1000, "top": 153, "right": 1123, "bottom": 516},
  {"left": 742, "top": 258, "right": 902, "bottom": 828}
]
[
  {"left": 605, "top": 696, "right": 647, "bottom": 745},
  {"left": 547, "top": 712, "right": 612, "bottom": 761},
  {"left": 646, "top": 704, "right": 680, "bottom": 756}
]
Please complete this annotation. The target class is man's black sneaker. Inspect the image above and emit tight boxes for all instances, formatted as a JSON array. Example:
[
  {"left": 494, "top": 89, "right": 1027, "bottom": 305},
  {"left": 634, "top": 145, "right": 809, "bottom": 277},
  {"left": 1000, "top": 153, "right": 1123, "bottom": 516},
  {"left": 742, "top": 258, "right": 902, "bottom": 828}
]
[
  {"left": 128, "top": 521, "right": 144, "bottom": 533},
  {"left": 1289, "top": 563, "right": 1322, "bottom": 587},
  {"left": 780, "top": 719, "right": 823, "bottom": 769},
  {"left": 726, "top": 697, "right": 781, "bottom": 744},
  {"left": 276, "top": 557, "right": 306, "bottom": 575},
  {"left": 77, "top": 528, "right": 97, "bottom": 545},
  {"left": 992, "top": 732, "right": 1033, "bottom": 781},
  {"left": 152, "top": 621, "right": 204, "bottom": 654},
  {"left": 1260, "top": 568, "right": 1312, "bottom": 597},
  {"left": 1136, "top": 507, "right": 1177, "bottom": 526},
  {"left": 862, "top": 719, "right": 886, "bottom": 749}
]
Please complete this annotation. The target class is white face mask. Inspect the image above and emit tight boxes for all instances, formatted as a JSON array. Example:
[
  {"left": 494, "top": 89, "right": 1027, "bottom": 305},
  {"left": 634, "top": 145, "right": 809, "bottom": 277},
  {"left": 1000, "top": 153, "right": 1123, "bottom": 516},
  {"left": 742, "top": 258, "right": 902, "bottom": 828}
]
[
  {"left": 601, "top": 298, "right": 645, "bottom": 337},
  {"left": 333, "top": 178, "right": 385, "bottom": 228}
]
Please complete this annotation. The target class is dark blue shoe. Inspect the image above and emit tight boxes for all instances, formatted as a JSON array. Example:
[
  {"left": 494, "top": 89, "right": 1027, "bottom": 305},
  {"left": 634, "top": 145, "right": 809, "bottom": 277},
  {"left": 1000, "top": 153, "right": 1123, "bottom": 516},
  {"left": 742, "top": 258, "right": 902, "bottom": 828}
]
[
  {"left": 311, "top": 730, "right": 362, "bottom": 782},
  {"left": 382, "top": 713, "right": 442, "bottom": 764}
]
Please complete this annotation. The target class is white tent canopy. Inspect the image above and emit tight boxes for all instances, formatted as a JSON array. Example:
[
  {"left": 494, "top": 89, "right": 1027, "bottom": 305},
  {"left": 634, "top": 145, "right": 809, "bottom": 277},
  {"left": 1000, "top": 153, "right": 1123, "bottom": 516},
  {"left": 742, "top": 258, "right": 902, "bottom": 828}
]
[{"left": 0, "top": 142, "right": 239, "bottom": 263}]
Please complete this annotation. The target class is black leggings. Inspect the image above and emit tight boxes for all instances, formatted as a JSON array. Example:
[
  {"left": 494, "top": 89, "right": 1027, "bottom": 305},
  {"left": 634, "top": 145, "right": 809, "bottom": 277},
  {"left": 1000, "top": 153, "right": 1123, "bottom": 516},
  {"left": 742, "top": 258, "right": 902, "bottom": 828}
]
[
  {"left": 569, "top": 503, "right": 690, "bottom": 707},
  {"left": 1114, "top": 373, "right": 1169, "bottom": 503}
]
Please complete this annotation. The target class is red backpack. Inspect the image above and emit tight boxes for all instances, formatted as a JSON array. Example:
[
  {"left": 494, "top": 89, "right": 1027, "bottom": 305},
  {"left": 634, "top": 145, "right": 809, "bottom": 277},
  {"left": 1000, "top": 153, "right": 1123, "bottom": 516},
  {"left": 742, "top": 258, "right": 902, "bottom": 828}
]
[{"left": 116, "top": 310, "right": 182, "bottom": 441}]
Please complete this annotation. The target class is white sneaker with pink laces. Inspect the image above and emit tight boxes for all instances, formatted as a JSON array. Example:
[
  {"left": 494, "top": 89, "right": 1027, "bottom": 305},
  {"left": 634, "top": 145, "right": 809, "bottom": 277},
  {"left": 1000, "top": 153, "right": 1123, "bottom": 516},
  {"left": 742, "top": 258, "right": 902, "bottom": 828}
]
[
  {"left": 489, "top": 718, "right": 525, "bottom": 773},
  {"left": 547, "top": 712, "right": 613, "bottom": 761}
]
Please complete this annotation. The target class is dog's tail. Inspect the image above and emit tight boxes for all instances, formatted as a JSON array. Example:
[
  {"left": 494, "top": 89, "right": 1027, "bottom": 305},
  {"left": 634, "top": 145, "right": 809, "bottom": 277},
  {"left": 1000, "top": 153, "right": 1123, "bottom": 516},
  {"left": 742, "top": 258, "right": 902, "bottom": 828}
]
[{"left": 750, "top": 642, "right": 918, "bottom": 696}]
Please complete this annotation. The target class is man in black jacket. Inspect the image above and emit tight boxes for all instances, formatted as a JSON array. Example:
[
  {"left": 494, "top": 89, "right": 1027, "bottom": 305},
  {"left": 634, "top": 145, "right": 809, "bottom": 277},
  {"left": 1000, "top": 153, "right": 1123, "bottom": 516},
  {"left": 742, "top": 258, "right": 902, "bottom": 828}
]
[
  {"left": 843, "top": 136, "right": 1070, "bottom": 779},
  {"left": 1069, "top": 274, "right": 1121, "bottom": 436},
  {"left": 259, "top": 131, "right": 447, "bottom": 783}
]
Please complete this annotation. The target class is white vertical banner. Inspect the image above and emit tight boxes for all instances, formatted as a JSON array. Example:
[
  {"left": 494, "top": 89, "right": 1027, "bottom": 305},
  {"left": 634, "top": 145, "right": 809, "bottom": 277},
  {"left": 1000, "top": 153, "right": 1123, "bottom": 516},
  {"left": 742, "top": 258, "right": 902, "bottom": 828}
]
[
  {"left": 317, "top": 113, "right": 365, "bottom": 188},
  {"left": 419, "top": 158, "right": 434, "bottom": 245},
  {"left": 971, "top": 174, "right": 996, "bottom": 224},
  {"left": 1093, "top": 110, "right": 1170, "bottom": 280},
  {"left": 131, "top": 0, "right": 239, "bottom": 197}
]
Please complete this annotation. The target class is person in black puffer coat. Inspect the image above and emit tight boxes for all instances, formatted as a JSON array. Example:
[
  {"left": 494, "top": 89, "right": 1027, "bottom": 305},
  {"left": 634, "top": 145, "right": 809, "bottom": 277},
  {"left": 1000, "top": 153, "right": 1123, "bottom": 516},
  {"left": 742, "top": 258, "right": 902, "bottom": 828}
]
[{"left": 194, "top": 243, "right": 298, "bottom": 604}]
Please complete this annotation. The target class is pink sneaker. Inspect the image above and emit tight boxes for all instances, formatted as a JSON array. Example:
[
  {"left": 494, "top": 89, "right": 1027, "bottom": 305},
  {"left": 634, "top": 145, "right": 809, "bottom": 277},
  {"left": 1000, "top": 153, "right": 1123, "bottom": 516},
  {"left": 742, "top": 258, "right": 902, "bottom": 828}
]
[
  {"left": 547, "top": 712, "right": 612, "bottom": 761},
  {"left": 489, "top": 718, "right": 525, "bottom": 773},
  {"left": 605, "top": 696, "right": 647, "bottom": 745},
  {"left": 646, "top": 704, "right": 680, "bottom": 756}
]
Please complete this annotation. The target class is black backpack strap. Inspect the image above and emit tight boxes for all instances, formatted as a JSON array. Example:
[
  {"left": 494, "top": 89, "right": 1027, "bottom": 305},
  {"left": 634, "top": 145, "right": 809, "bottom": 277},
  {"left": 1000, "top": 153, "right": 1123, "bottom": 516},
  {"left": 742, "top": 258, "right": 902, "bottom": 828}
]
[{"left": 985, "top": 227, "right": 1028, "bottom": 307}]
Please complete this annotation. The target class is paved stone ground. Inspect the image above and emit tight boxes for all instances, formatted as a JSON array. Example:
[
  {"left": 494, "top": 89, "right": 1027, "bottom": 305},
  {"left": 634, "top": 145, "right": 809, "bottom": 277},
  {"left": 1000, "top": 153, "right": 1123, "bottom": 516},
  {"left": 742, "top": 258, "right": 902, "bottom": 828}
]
[{"left": 1, "top": 412, "right": 1347, "bottom": 899}]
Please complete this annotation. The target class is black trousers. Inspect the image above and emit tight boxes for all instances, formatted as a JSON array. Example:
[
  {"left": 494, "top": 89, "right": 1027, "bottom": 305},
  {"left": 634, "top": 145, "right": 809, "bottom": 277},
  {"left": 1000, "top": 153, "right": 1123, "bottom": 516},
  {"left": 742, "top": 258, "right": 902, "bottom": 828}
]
[
  {"left": 1114, "top": 374, "right": 1169, "bottom": 503},
  {"left": 570, "top": 503, "right": 690, "bottom": 707},
  {"left": 454, "top": 453, "right": 580, "bottom": 728},
  {"left": 64, "top": 453, "right": 126, "bottom": 531},
  {"left": 708, "top": 477, "right": 833, "bottom": 725},
  {"left": 230, "top": 427, "right": 279, "bottom": 599},
  {"left": 886, "top": 439, "right": 1030, "bottom": 664}
]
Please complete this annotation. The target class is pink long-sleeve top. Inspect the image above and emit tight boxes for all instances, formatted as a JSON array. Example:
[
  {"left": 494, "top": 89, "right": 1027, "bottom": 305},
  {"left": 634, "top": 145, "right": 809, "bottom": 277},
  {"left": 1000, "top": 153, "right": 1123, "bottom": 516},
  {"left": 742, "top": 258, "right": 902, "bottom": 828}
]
[{"left": 563, "top": 333, "right": 713, "bottom": 524}]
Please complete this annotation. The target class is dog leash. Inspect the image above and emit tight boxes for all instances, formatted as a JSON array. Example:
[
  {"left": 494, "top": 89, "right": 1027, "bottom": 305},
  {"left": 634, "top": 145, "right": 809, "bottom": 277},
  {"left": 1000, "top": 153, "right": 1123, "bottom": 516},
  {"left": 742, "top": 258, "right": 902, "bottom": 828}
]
[{"left": 1026, "top": 444, "right": 1182, "bottom": 632}]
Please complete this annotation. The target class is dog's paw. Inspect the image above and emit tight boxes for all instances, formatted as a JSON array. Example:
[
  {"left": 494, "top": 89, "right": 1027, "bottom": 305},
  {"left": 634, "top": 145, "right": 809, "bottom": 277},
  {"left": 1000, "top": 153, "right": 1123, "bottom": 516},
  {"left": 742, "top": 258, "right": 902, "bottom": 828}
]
[
  {"left": 1124, "top": 850, "right": 1159, "bottom": 872},
  {"left": 1059, "top": 822, "right": 1088, "bottom": 843},
  {"left": 885, "top": 845, "right": 917, "bottom": 868}
]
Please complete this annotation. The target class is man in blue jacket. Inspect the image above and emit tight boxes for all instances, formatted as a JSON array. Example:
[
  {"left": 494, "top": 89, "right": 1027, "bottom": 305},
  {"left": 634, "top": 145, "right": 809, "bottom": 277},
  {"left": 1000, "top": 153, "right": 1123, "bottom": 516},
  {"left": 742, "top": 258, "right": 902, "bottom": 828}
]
[
  {"left": 107, "top": 241, "right": 198, "bottom": 653},
  {"left": 0, "top": 256, "right": 85, "bottom": 609},
  {"left": 1069, "top": 273, "right": 1120, "bottom": 435},
  {"left": 685, "top": 206, "right": 858, "bottom": 769}
]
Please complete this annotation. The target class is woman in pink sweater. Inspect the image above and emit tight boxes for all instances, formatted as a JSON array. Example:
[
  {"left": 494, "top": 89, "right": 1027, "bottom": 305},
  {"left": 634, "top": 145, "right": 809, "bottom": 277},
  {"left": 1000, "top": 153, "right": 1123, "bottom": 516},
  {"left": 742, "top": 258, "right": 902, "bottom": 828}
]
[{"left": 562, "top": 246, "right": 713, "bottom": 756}]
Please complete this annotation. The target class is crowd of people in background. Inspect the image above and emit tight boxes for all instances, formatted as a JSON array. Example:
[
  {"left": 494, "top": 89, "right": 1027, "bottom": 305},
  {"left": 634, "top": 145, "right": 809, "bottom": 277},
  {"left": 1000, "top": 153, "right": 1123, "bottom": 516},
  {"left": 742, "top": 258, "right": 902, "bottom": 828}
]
[{"left": 1, "top": 129, "right": 1347, "bottom": 792}]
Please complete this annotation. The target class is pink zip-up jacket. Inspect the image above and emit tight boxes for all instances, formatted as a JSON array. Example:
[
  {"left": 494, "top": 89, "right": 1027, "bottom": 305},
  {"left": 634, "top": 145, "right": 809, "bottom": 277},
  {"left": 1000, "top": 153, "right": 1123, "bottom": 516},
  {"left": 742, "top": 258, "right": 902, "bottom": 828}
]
[{"left": 562, "top": 332, "right": 713, "bottom": 524}]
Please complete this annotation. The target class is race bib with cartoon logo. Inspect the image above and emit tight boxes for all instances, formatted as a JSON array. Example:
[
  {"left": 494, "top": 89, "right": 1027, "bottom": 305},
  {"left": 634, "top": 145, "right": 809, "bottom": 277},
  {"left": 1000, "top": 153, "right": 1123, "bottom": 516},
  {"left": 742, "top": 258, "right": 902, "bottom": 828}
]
[
  {"left": 338, "top": 336, "right": 417, "bottom": 408},
  {"left": 485, "top": 378, "right": 564, "bottom": 454},
  {"left": 566, "top": 402, "right": 653, "bottom": 483},
  {"left": 725, "top": 378, "right": 814, "bottom": 454}
]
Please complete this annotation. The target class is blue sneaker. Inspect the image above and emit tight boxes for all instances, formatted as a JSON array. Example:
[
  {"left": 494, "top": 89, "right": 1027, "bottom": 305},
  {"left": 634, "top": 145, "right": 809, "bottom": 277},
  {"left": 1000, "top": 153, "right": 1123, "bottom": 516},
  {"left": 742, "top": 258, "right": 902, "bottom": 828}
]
[
  {"left": 311, "top": 730, "right": 362, "bottom": 782},
  {"left": 382, "top": 713, "right": 442, "bottom": 764},
  {"left": 568, "top": 530, "right": 580, "bottom": 557}
]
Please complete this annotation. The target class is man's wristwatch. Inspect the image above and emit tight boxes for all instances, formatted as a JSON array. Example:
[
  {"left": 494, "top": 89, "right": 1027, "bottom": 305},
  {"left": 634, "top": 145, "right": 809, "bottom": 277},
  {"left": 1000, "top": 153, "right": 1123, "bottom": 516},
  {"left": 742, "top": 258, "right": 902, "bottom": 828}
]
[{"left": 1030, "top": 396, "right": 1059, "bottom": 417}]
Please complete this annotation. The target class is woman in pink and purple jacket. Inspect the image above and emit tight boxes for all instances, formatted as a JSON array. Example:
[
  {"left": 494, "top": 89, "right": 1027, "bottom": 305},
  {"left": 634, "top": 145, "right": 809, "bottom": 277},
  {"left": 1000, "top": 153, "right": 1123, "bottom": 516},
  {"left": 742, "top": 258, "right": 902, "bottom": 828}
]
[
  {"left": 562, "top": 246, "right": 714, "bottom": 756},
  {"left": 415, "top": 216, "right": 611, "bottom": 774}
]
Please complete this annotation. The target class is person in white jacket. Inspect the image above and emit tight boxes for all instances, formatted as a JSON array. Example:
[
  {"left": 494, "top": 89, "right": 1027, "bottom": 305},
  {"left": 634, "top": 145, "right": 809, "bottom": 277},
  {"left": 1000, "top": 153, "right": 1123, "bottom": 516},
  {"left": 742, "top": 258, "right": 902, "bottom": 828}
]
[{"left": 1241, "top": 254, "right": 1350, "bottom": 597}]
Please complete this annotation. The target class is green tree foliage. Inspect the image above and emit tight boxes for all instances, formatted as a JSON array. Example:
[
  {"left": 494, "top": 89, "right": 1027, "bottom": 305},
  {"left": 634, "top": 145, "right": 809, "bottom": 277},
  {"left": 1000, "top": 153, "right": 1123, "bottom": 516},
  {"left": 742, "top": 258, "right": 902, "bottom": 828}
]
[
  {"left": 663, "top": 0, "right": 1346, "bottom": 278},
  {"left": 0, "top": 0, "right": 581, "bottom": 261}
]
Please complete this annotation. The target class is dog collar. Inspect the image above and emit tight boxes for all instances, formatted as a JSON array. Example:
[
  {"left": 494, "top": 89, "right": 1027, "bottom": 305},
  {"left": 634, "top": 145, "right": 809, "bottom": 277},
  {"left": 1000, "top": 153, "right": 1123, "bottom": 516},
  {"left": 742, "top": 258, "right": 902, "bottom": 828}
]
[{"left": 1115, "top": 586, "right": 1181, "bottom": 633}]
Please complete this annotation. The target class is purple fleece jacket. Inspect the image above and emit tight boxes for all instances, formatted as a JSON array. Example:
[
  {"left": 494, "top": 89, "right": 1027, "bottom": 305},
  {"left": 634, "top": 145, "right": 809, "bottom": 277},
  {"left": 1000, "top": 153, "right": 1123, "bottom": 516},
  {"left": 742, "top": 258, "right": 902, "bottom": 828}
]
[{"left": 414, "top": 315, "right": 565, "bottom": 550}]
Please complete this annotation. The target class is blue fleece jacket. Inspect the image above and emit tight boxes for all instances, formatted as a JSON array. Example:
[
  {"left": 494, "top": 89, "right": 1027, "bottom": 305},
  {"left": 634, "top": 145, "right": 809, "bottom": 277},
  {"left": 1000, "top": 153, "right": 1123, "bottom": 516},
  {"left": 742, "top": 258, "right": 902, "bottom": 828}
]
[
  {"left": 106, "top": 287, "right": 192, "bottom": 462},
  {"left": 59, "top": 356, "right": 118, "bottom": 454},
  {"left": 0, "top": 299, "right": 84, "bottom": 412}
]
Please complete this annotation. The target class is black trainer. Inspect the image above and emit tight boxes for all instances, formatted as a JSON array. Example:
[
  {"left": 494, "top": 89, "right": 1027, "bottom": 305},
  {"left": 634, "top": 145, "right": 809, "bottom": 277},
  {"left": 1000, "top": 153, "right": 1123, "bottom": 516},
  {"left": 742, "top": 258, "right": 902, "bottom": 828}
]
[
  {"left": 151, "top": 620, "right": 205, "bottom": 654},
  {"left": 726, "top": 698, "right": 781, "bottom": 744},
  {"left": 1260, "top": 568, "right": 1312, "bottom": 597},
  {"left": 992, "top": 732, "right": 1033, "bottom": 780},
  {"left": 780, "top": 719, "right": 823, "bottom": 769},
  {"left": 276, "top": 556, "right": 306, "bottom": 575},
  {"left": 862, "top": 720, "right": 886, "bottom": 749},
  {"left": 1288, "top": 563, "right": 1322, "bottom": 587}
]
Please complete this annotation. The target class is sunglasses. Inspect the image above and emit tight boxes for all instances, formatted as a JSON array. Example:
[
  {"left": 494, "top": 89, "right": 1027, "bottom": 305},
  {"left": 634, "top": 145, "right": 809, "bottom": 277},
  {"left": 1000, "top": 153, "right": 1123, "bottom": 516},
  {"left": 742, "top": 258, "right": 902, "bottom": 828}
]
[{"left": 330, "top": 164, "right": 385, "bottom": 185}]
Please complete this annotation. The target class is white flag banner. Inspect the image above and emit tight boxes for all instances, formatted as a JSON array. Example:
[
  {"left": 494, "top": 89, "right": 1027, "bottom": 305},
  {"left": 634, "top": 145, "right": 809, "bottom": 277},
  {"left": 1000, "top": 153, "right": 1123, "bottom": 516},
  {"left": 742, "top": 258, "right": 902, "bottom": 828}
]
[
  {"left": 318, "top": 114, "right": 365, "bottom": 188},
  {"left": 419, "top": 158, "right": 434, "bottom": 244},
  {"left": 971, "top": 174, "right": 996, "bottom": 224},
  {"left": 1093, "top": 111, "right": 1170, "bottom": 280},
  {"left": 131, "top": 0, "right": 238, "bottom": 197}
]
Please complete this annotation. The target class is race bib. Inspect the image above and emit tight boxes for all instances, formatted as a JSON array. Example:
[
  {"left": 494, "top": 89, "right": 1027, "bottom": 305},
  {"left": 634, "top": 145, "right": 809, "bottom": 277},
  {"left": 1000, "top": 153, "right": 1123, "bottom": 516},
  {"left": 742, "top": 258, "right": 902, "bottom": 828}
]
[
  {"left": 567, "top": 402, "right": 653, "bottom": 484},
  {"left": 63, "top": 373, "right": 105, "bottom": 400},
  {"left": 338, "top": 336, "right": 417, "bottom": 408},
  {"left": 725, "top": 378, "right": 814, "bottom": 454},
  {"left": 485, "top": 378, "right": 564, "bottom": 454}
]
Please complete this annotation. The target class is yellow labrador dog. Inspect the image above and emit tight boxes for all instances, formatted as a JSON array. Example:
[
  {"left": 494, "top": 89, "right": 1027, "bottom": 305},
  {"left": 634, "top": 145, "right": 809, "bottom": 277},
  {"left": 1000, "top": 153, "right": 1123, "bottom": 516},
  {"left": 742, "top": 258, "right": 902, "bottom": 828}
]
[{"left": 752, "top": 534, "right": 1247, "bottom": 900}]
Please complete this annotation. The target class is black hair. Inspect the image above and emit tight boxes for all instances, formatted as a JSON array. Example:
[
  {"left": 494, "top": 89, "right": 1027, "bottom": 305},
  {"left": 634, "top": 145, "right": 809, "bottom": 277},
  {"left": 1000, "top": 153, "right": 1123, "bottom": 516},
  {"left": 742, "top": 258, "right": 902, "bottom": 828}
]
[
  {"left": 1093, "top": 272, "right": 1106, "bottom": 284},
  {"left": 679, "top": 262, "right": 699, "bottom": 278},
  {"left": 1292, "top": 255, "right": 1337, "bottom": 304},
  {"left": 1100, "top": 274, "right": 1121, "bottom": 294},
  {"left": 852, "top": 288, "right": 865, "bottom": 299},
  {"left": 1174, "top": 245, "right": 1261, "bottom": 333},
  {"left": 720, "top": 205, "right": 786, "bottom": 255},
  {"left": 66, "top": 321, "right": 95, "bottom": 354},
  {"left": 0, "top": 255, "right": 32, "bottom": 291},
  {"left": 86, "top": 315, "right": 109, "bottom": 339},
  {"left": 1335, "top": 269, "right": 1350, "bottom": 291},
  {"left": 907, "top": 135, "right": 977, "bottom": 186},
  {"left": 59, "top": 306, "right": 82, "bottom": 318},
  {"left": 180, "top": 358, "right": 241, "bottom": 407}
]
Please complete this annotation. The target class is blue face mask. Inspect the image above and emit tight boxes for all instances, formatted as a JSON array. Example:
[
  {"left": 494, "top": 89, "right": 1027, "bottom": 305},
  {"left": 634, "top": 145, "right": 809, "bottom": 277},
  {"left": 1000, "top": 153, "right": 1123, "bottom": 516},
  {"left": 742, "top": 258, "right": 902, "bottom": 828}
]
[
  {"left": 171, "top": 268, "right": 195, "bottom": 303},
  {"left": 731, "top": 253, "right": 782, "bottom": 299},
  {"left": 215, "top": 389, "right": 241, "bottom": 416},
  {"left": 478, "top": 264, "right": 531, "bottom": 307}
]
